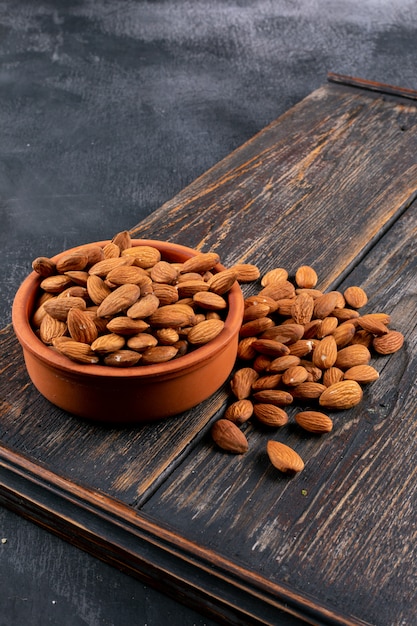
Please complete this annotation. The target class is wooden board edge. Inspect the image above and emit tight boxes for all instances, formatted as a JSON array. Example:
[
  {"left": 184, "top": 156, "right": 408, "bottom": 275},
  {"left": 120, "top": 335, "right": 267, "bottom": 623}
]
[
  {"left": 327, "top": 72, "right": 417, "bottom": 101},
  {"left": 0, "top": 443, "right": 371, "bottom": 626}
]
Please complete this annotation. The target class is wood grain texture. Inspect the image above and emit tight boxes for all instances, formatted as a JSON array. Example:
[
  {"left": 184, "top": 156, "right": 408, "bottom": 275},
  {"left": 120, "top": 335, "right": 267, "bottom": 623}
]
[
  {"left": 0, "top": 325, "right": 227, "bottom": 503},
  {"left": 143, "top": 198, "right": 417, "bottom": 626},
  {"left": 1, "top": 82, "right": 417, "bottom": 625},
  {"left": 130, "top": 82, "right": 417, "bottom": 289}
]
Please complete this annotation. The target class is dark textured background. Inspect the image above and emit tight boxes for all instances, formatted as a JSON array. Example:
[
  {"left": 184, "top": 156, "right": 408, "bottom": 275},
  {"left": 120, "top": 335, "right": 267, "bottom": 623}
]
[{"left": 1, "top": 1, "right": 416, "bottom": 624}]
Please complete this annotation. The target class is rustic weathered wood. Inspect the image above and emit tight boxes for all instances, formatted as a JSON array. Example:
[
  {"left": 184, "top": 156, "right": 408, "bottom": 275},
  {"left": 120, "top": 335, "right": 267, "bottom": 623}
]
[
  {"left": 144, "top": 198, "right": 417, "bottom": 626},
  {"left": 1, "top": 80, "right": 417, "bottom": 625}
]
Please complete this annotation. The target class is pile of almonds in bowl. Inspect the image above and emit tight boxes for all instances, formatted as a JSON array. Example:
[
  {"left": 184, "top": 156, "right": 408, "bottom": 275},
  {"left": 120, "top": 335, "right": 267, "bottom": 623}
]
[
  {"left": 30, "top": 230, "right": 245, "bottom": 367},
  {"left": 211, "top": 264, "right": 404, "bottom": 475}
]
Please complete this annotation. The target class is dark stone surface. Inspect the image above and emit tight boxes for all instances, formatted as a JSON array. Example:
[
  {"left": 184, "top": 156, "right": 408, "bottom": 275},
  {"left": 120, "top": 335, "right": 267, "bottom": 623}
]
[{"left": 1, "top": 1, "right": 416, "bottom": 624}]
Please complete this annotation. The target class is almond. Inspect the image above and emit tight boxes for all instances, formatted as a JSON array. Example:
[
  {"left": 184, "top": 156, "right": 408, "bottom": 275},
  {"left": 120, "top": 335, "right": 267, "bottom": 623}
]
[
  {"left": 251, "top": 339, "right": 290, "bottom": 357},
  {"left": 155, "top": 327, "right": 180, "bottom": 345},
  {"left": 67, "top": 308, "right": 99, "bottom": 344},
  {"left": 40, "top": 274, "right": 73, "bottom": 294},
  {"left": 88, "top": 256, "right": 134, "bottom": 276},
  {"left": 332, "top": 322, "right": 356, "bottom": 347},
  {"left": 290, "top": 382, "right": 327, "bottom": 400},
  {"left": 96, "top": 284, "right": 140, "bottom": 318},
  {"left": 295, "top": 265, "right": 318, "bottom": 289},
  {"left": 148, "top": 304, "right": 192, "bottom": 328},
  {"left": 121, "top": 245, "right": 161, "bottom": 268},
  {"left": 207, "top": 268, "right": 238, "bottom": 295},
  {"left": 103, "top": 242, "right": 122, "bottom": 259},
  {"left": 106, "top": 265, "right": 150, "bottom": 286},
  {"left": 150, "top": 261, "right": 178, "bottom": 284},
  {"left": 295, "top": 411, "right": 333, "bottom": 433},
  {"left": 229, "top": 263, "right": 260, "bottom": 282},
  {"left": 86, "top": 275, "right": 112, "bottom": 305},
  {"left": 43, "top": 296, "right": 87, "bottom": 321},
  {"left": 237, "top": 337, "right": 258, "bottom": 360},
  {"left": 259, "top": 280, "right": 295, "bottom": 301},
  {"left": 356, "top": 315, "right": 389, "bottom": 336},
  {"left": 253, "top": 404, "right": 289, "bottom": 427},
  {"left": 252, "top": 389, "right": 293, "bottom": 406},
  {"left": 64, "top": 270, "right": 89, "bottom": 286},
  {"left": 291, "top": 292, "right": 315, "bottom": 324},
  {"left": 288, "top": 339, "right": 316, "bottom": 357},
  {"left": 319, "top": 380, "right": 363, "bottom": 410},
  {"left": 313, "top": 292, "right": 340, "bottom": 319},
  {"left": 322, "top": 366, "right": 344, "bottom": 387},
  {"left": 239, "top": 317, "right": 275, "bottom": 338},
  {"left": 267, "top": 355, "right": 301, "bottom": 373},
  {"left": 211, "top": 419, "right": 248, "bottom": 454},
  {"left": 111, "top": 230, "right": 131, "bottom": 252},
  {"left": 126, "top": 333, "right": 159, "bottom": 351},
  {"left": 32, "top": 256, "right": 56, "bottom": 277},
  {"left": 77, "top": 244, "right": 105, "bottom": 266},
  {"left": 56, "top": 251, "right": 89, "bottom": 273},
  {"left": 151, "top": 283, "right": 179, "bottom": 305},
  {"left": 103, "top": 349, "right": 142, "bottom": 367},
  {"left": 176, "top": 280, "right": 209, "bottom": 298},
  {"left": 106, "top": 317, "right": 150, "bottom": 336},
  {"left": 180, "top": 252, "right": 220, "bottom": 274},
  {"left": 187, "top": 319, "right": 225, "bottom": 345},
  {"left": 281, "top": 365, "right": 309, "bottom": 386},
  {"left": 52, "top": 337, "right": 99, "bottom": 364},
  {"left": 251, "top": 374, "right": 282, "bottom": 390},
  {"left": 261, "top": 267, "right": 289, "bottom": 287},
  {"left": 127, "top": 294, "right": 160, "bottom": 319},
  {"left": 312, "top": 335, "right": 338, "bottom": 369},
  {"left": 261, "top": 323, "right": 304, "bottom": 344},
  {"left": 343, "top": 365, "right": 380, "bottom": 383},
  {"left": 140, "top": 345, "right": 178, "bottom": 364},
  {"left": 343, "top": 286, "right": 368, "bottom": 309},
  {"left": 91, "top": 333, "right": 125, "bottom": 354},
  {"left": 372, "top": 330, "right": 404, "bottom": 354},
  {"left": 192, "top": 291, "right": 227, "bottom": 311},
  {"left": 242, "top": 303, "right": 271, "bottom": 322},
  {"left": 39, "top": 314, "right": 67, "bottom": 345},
  {"left": 332, "top": 308, "right": 360, "bottom": 323},
  {"left": 267, "top": 440, "right": 304, "bottom": 474},
  {"left": 224, "top": 399, "right": 254, "bottom": 424},
  {"left": 316, "top": 316, "right": 338, "bottom": 338},
  {"left": 230, "top": 367, "right": 259, "bottom": 399},
  {"left": 335, "top": 344, "right": 371, "bottom": 369}
]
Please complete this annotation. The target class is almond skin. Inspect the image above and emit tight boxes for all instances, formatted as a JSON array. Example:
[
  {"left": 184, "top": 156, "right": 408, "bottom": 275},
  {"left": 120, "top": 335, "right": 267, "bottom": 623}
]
[
  {"left": 230, "top": 367, "right": 259, "bottom": 399},
  {"left": 252, "top": 389, "right": 294, "bottom": 406},
  {"left": 343, "top": 286, "right": 368, "bottom": 309},
  {"left": 96, "top": 284, "right": 140, "bottom": 318},
  {"left": 267, "top": 440, "right": 304, "bottom": 474},
  {"left": 319, "top": 380, "right": 363, "bottom": 410},
  {"left": 295, "top": 410, "right": 333, "bottom": 433},
  {"left": 335, "top": 344, "right": 371, "bottom": 369},
  {"left": 372, "top": 330, "right": 404, "bottom": 354},
  {"left": 312, "top": 335, "right": 338, "bottom": 369},
  {"left": 343, "top": 365, "right": 380, "bottom": 383},
  {"left": 294, "top": 265, "right": 318, "bottom": 289},
  {"left": 67, "top": 308, "right": 99, "bottom": 344},
  {"left": 253, "top": 404, "right": 289, "bottom": 427},
  {"left": 224, "top": 399, "right": 254, "bottom": 425},
  {"left": 187, "top": 319, "right": 225, "bottom": 345},
  {"left": 211, "top": 419, "right": 248, "bottom": 454}
]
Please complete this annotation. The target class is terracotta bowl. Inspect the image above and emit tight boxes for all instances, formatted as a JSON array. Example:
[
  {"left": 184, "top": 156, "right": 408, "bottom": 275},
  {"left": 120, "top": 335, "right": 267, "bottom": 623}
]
[{"left": 12, "top": 239, "right": 244, "bottom": 424}]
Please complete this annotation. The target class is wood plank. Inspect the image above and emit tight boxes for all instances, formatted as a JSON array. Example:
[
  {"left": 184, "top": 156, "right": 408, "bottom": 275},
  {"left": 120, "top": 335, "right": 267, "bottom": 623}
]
[
  {"left": 143, "top": 197, "right": 417, "bottom": 626},
  {"left": 1, "top": 81, "right": 417, "bottom": 625},
  {"left": 2, "top": 82, "right": 416, "bottom": 505}
]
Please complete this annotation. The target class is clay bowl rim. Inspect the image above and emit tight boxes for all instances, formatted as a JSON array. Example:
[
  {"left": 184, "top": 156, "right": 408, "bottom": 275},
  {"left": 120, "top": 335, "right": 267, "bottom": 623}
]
[{"left": 12, "top": 238, "right": 244, "bottom": 381}]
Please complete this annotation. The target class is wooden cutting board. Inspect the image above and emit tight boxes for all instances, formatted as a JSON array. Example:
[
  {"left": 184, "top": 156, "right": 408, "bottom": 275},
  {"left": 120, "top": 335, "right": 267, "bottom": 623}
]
[{"left": 1, "top": 75, "right": 417, "bottom": 626}]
